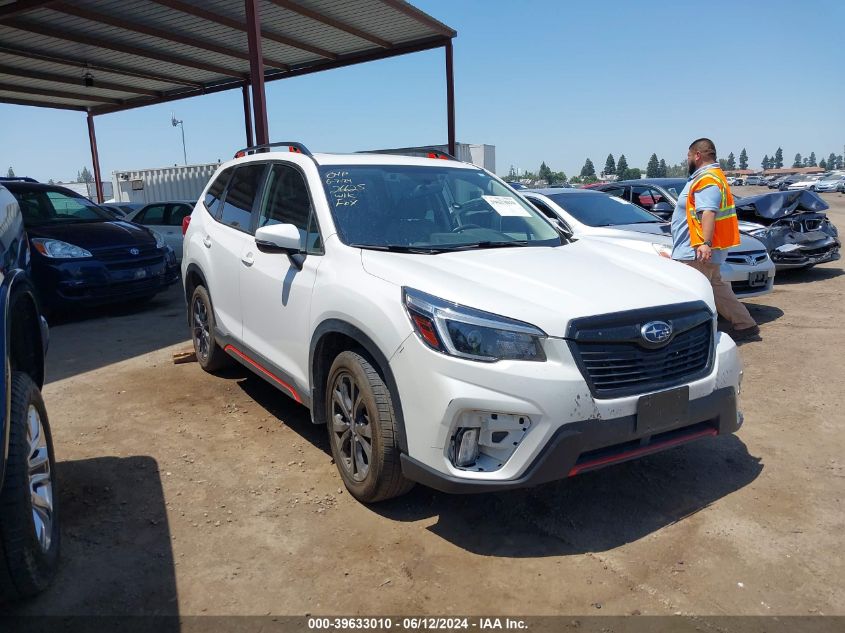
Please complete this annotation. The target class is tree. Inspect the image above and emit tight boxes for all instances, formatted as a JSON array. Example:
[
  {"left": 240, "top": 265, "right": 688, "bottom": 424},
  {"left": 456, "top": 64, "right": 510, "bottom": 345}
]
[
  {"left": 538, "top": 161, "right": 553, "bottom": 184},
  {"left": 762, "top": 154, "right": 770, "bottom": 170},
  {"left": 658, "top": 158, "right": 668, "bottom": 177},
  {"left": 819, "top": 159, "right": 828, "bottom": 170},
  {"left": 549, "top": 170, "right": 567, "bottom": 184},
  {"left": 646, "top": 153, "right": 660, "bottom": 178},
  {"left": 603, "top": 153, "right": 616, "bottom": 176},
  {"left": 6, "top": 167, "right": 14, "bottom": 178},
  {"left": 739, "top": 148, "right": 749, "bottom": 170},
  {"left": 666, "top": 162, "right": 688, "bottom": 177},
  {"left": 802, "top": 157, "right": 809, "bottom": 167},
  {"left": 837, "top": 155, "right": 844, "bottom": 169},
  {"left": 47, "top": 178, "right": 55, "bottom": 185},
  {"left": 507, "top": 165, "right": 517, "bottom": 179},
  {"left": 718, "top": 158, "right": 729, "bottom": 171},
  {"left": 792, "top": 153, "right": 802, "bottom": 168},
  {"left": 616, "top": 154, "right": 629, "bottom": 179},
  {"left": 828, "top": 153, "right": 837, "bottom": 170},
  {"left": 626, "top": 168, "right": 642, "bottom": 180},
  {"left": 77, "top": 167, "right": 94, "bottom": 183},
  {"left": 580, "top": 158, "right": 596, "bottom": 179},
  {"left": 726, "top": 152, "right": 736, "bottom": 170},
  {"left": 775, "top": 147, "right": 784, "bottom": 169},
  {"left": 808, "top": 152, "right": 817, "bottom": 167}
]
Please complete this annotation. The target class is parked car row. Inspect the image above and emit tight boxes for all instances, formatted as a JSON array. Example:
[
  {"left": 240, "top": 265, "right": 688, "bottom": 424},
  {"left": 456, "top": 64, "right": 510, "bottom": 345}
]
[
  {"left": 739, "top": 172, "right": 845, "bottom": 193},
  {"left": 593, "top": 178, "right": 841, "bottom": 271}
]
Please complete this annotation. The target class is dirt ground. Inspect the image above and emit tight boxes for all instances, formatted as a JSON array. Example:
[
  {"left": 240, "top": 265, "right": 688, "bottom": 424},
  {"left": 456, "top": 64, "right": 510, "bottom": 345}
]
[{"left": 7, "top": 188, "right": 845, "bottom": 617}]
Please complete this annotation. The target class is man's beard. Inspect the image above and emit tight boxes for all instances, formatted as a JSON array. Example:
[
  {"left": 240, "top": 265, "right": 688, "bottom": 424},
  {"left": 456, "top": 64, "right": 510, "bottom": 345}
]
[{"left": 688, "top": 160, "right": 697, "bottom": 176}]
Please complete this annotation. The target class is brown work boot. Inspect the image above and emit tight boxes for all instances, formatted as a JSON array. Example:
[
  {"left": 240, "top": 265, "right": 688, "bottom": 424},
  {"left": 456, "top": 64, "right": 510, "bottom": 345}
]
[{"left": 729, "top": 325, "right": 761, "bottom": 342}]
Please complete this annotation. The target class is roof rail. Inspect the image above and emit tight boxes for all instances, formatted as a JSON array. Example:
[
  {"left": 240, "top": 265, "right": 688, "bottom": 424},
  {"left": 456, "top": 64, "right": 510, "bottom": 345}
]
[
  {"left": 360, "top": 147, "right": 460, "bottom": 162},
  {"left": 0, "top": 176, "right": 39, "bottom": 183},
  {"left": 233, "top": 142, "right": 313, "bottom": 159}
]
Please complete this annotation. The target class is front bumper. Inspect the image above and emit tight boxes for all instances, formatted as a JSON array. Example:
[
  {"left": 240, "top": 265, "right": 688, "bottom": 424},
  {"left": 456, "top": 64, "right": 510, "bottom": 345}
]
[
  {"left": 720, "top": 260, "right": 776, "bottom": 297},
  {"left": 33, "top": 248, "right": 180, "bottom": 308},
  {"left": 391, "top": 329, "right": 742, "bottom": 492},
  {"left": 401, "top": 386, "right": 740, "bottom": 493}
]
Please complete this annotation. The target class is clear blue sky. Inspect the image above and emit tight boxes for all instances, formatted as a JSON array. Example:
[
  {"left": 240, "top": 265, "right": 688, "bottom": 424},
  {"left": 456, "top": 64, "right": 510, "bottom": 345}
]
[{"left": 2, "top": 0, "right": 844, "bottom": 182}]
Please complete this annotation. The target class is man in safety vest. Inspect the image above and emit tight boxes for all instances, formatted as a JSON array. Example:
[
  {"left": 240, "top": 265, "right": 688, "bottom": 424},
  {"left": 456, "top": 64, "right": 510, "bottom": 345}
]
[{"left": 671, "top": 138, "right": 760, "bottom": 341}]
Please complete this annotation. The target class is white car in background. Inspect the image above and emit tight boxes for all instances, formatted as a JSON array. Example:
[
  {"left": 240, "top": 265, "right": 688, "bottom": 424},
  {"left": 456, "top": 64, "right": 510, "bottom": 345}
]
[
  {"left": 522, "top": 189, "right": 775, "bottom": 298},
  {"left": 787, "top": 175, "right": 823, "bottom": 191},
  {"left": 127, "top": 201, "right": 194, "bottom": 261}
]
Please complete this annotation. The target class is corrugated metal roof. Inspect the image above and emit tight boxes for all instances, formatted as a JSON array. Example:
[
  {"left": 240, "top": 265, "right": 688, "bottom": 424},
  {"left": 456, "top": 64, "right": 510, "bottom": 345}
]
[{"left": 0, "top": 0, "right": 455, "bottom": 113}]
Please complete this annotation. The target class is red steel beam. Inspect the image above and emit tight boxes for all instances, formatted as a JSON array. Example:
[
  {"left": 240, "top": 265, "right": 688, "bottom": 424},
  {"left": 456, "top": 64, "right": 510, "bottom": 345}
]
[
  {"left": 242, "top": 83, "right": 254, "bottom": 147},
  {"left": 5, "top": 19, "right": 246, "bottom": 78},
  {"left": 52, "top": 3, "right": 290, "bottom": 71},
  {"left": 244, "top": 0, "right": 269, "bottom": 145},
  {"left": 0, "top": 63, "right": 160, "bottom": 97},
  {"left": 149, "top": 0, "right": 337, "bottom": 61},
  {"left": 0, "top": 95, "right": 86, "bottom": 110},
  {"left": 0, "top": 43, "right": 203, "bottom": 87},
  {"left": 0, "top": 81, "right": 121, "bottom": 104},
  {"left": 86, "top": 112, "right": 104, "bottom": 203},
  {"left": 267, "top": 0, "right": 392, "bottom": 49},
  {"left": 445, "top": 41, "right": 455, "bottom": 156},
  {"left": 0, "top": 0, "right": 60, "bottom": 20},
  {"left": 377, "top": 0, "right": 456, "bottom": 37}
]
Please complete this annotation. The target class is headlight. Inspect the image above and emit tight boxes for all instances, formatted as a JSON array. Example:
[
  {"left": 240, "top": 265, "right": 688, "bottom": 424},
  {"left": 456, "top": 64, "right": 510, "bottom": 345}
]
[
  {"left": 30, "top": 238, "right": 92, "bottom": 259},
  {"left": 152, "top": 230, "right": 166, "bottom": 249},
  {"left": 403, "top": 288, "right": 547, "bottom": 362},
  {"left": 651, "top": 242, "right": 672, "bottom": 258}
]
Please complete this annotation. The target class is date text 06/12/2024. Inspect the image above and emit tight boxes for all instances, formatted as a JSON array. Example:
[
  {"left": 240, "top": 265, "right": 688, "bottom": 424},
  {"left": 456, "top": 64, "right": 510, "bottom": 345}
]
[{"left": 307, "top": 618, "right": 528, "bottom": 630}]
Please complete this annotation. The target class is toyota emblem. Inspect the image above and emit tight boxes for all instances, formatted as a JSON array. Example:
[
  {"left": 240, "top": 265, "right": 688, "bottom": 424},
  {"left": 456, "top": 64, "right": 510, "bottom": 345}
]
[
  {"left": 129, "top": 247, "right": 140, "bottom": 256},
  {"left": 641, "top": 320, "right": 672, "bottom": 345}
]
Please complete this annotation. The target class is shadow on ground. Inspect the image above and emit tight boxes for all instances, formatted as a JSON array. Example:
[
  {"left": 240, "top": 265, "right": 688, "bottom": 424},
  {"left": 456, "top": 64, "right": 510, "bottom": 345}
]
[
  {"left": 45, "top": 286, "right": 189, "bottom": 384},
  {"left": 6, "top": 456, "right": 178, "bottom": 623},
  {"left": 773, "top": 266, "right": 843, "bottom": 285},
  {"left": 370, "top": 434, "right": 761, "bottom": 557},
  {"left": 745, "top": 302, "right": 785, "bottom": 326}
]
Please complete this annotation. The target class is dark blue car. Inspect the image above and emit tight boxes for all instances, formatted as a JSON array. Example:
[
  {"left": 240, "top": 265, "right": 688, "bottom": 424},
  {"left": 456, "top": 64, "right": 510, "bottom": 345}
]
[{"left": 3, "top": 181, "right": 179, "bottom": 313}]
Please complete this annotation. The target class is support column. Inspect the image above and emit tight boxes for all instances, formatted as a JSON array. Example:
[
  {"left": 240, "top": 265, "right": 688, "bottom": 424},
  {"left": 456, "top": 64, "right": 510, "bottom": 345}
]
[
  {"left": 242, "top": 83, "right": 254, "bottom": 147},
  {"left": 244, "top": 0, "right": 269, "bottom": 145},
  {"left": 86, "top": 112, "right": 104, "bottom": 203},
  {"left": 445, "top": 40, "right": 456, "bottom": 156}
]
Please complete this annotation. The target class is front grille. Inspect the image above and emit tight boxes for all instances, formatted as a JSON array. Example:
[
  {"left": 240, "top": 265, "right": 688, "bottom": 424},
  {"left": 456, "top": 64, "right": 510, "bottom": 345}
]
[
  {"left": 567, "top": 302, "right": 714, "bottom": 399},
  {"left": 726, "top": 250, "right": 769, "bottom": 266},
  {"left": 92, "top": 244, "right": 165, "bottom": 271}
]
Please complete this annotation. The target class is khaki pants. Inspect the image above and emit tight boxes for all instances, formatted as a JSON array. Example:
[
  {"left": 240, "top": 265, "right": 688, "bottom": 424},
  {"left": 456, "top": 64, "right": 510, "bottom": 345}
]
[{"left": 682, "top": 260, "right": 757, "bottom": 330}]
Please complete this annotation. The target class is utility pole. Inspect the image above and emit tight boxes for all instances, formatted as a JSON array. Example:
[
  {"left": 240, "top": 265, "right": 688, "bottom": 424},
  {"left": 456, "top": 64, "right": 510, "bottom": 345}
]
[{"left": 171, "top": 114, "right": 187, "bottom": 165}]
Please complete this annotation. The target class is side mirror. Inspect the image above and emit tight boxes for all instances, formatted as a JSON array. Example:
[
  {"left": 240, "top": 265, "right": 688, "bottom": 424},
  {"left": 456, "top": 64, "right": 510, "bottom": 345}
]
[
  {"left": 255, "top": 223, "right": 301, "bottom": 254},
  {"left": 255, "top": 223, "right": 305, "bottom": 269},
  {"left": 652, "top": 201, "right": 674, "bottom": 213}
]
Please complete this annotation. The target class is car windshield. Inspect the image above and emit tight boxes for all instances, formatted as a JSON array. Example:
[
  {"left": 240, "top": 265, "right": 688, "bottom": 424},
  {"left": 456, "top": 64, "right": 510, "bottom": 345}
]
[
  {"left": 318, "top": 165, "right": 561, "bottom": 251},
  {"left": 547, "top": 193, "right": 662, "bottom": 227},
  {"left": 13, "top": 188, "right": 112, "bottom": 227}
]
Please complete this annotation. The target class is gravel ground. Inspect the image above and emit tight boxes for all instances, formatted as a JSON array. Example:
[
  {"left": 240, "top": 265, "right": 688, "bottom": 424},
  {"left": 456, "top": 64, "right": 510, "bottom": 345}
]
[{"left": 8, "top": 188, "right": 845, "bottom": 617}]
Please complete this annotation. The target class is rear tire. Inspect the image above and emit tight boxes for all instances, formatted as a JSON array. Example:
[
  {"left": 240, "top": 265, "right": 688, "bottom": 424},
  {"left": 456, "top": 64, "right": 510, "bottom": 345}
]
[
  {"left": 189, "top": 285, "right": 230, "bottom": 372},
  {"left": 0, "top": 372, "right": 60, "bottom": 601},
  {"left": 325, "top": 351, "right": 413, "bottom": 503}
]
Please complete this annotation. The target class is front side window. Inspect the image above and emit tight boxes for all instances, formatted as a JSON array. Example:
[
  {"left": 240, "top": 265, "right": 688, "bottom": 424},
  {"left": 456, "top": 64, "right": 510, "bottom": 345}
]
[
  {"left": 218, "top": 164, "right": 266, "bottom": 233},
  {"left": 547, "top": 193, "right": 662, "bottom": 227},
  {"left": 135, "top": 204, "right": 166, "bottom": 225},
  {"left": 258, "top": 163, "right": 322, "bottom": 254},
  {"left": 317, "top": 165, "right": 560, "bottom": 250},
  {"left": 167, "top": 203, "right": 192, "bottom": 226},
  {"left": 15, "top": 188, "right": 111, "bottom": 227}
]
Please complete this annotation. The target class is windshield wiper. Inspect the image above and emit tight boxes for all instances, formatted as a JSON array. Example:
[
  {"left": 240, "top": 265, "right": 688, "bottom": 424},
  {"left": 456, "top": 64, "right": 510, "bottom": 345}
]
[
  {"left": 349, "top": 243, "right": 444, "bottom": 254},
  {"left": 435, "top": 240, "right": 530, "bottom": 252}
]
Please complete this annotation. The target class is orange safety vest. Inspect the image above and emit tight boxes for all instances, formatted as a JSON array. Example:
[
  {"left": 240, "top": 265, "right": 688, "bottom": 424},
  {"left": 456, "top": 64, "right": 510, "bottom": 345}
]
[{"left": 686, "top": 166, "right": 740, "bottom": 250}]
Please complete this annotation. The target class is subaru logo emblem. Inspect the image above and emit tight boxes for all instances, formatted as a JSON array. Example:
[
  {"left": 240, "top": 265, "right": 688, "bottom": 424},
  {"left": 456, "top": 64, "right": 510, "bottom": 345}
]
[
  {"left": 641, "top": 320, "right": 672, "bottom": 345},
  {"left": 129, "top": 248, "right": 140, "bottom": 256}
]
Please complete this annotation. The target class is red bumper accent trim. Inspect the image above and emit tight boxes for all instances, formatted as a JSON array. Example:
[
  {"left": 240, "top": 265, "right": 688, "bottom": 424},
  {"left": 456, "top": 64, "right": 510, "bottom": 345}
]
[
  {"left": 224, "top": 344, "right": 301, "bottom": 404},
  {"left": 568, "top": 427, "right": 718, "bottom": 477}
]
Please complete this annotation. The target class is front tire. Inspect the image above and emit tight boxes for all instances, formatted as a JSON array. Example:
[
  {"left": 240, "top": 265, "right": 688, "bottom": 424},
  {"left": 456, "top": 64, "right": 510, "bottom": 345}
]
[
  {"left": 189, "top": 285, "right": 230, "bottom": 372},
  {"left": 0, "top": 372, "right": 60, "bottom": 601},
  {"left": 325, "top": 351, "right": 413, "bottom": 503}
]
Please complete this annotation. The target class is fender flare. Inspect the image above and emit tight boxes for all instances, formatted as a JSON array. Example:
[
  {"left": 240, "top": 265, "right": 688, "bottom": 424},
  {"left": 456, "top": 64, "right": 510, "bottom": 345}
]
[{"left": 309, "top": 319, "right": 408, "bottom": 453}]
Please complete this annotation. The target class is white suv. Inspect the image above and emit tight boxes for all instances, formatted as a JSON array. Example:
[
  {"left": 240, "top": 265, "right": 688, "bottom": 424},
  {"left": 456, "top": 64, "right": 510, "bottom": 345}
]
[{"left": 182, "top": 143, "right": 743, "bottom": 503}]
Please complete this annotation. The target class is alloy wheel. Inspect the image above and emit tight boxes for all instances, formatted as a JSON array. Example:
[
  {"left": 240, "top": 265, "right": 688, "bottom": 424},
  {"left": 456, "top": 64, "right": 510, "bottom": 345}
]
[
  {"left": 192, "top": 296, "right": 210, "bottom": 361},
  {"left": 27, "top": 404, "right": 53, "bottom": 552},
  {"left": 330, "top": 371, "right": 373, "bottom": 482}
]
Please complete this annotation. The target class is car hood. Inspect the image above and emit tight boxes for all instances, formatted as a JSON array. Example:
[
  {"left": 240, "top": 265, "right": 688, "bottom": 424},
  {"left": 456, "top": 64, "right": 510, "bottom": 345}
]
[
  {"left": 26, "top": 220, "right": 157, "bottom": 251},
  {"left": 361, "top": 241, "right": 714, "bottom": 337},
  {"left": 583, "top": 223, "right": 766, "bottom": 252},
  {"left": 736, "top": 190, "right": 830, "bottom": 220}
]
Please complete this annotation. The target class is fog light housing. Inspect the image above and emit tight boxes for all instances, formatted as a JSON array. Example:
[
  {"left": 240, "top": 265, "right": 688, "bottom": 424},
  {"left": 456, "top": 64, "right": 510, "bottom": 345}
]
[{"left": 455, "top": 428, "right": 480, "bottom": 467}]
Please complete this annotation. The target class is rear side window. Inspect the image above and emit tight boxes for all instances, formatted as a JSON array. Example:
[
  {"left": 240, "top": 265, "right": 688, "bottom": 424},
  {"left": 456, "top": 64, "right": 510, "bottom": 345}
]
[
  {"left": 204, "top": 168, "right": 233, "bottom": 216},
  {"left": 167, "top": 203, "right": 192, "bottom": 226},
  {"left": 218, "top": 164, "right": 266, "bottom": 233},
  {"left": 135, "top": 204, "right": 166, "bottom": 225}
]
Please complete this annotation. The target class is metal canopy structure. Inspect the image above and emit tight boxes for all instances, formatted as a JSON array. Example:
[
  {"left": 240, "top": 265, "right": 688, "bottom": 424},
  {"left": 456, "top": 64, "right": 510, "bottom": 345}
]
[{"left": 0, "top": 0, "right": 457, "bottom": 201}]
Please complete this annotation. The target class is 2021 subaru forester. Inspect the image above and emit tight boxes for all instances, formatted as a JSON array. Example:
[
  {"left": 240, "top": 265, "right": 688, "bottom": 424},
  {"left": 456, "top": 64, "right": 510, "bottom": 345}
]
[{"left": 182, "top": 143, "right": 743, "bottom": 503}]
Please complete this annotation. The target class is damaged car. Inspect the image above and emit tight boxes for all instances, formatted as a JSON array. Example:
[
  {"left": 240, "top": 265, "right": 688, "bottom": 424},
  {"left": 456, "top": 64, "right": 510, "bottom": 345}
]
[{"left": 735, "top": 190, "right": 840, "bottom": 270}]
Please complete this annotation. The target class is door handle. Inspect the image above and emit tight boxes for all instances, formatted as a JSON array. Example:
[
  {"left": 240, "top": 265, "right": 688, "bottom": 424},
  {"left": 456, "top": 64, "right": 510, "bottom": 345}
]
[
  {"left": 241, "top": 252, "right": 255, "bottom": 267},
  {"left": 202, "top": 235, "right": 212, "bottom": 248}
]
